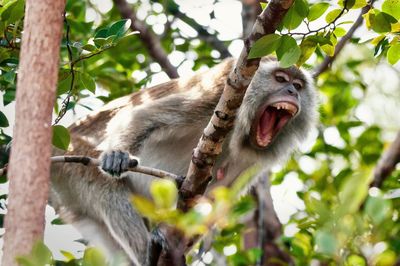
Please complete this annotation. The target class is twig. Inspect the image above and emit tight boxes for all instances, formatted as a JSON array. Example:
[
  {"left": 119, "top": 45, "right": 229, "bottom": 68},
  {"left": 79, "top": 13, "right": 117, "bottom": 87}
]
[
  {"left": 371, "top": 132, "right": 400, "bottom": 188},
  {"left": 53, "top": 155, "right": 179, "bottom": 180},
  {"left": 113, "top": 0, "right": 179, "bottom": 79},
  {"left": 313, "top": 1, "right": 375, "bottom": 78},
  {"left": 54, "top": 13, "right": 75, "bottom": 125},
  {"left": 288, "top": 1, "right": 349, "bottom": 38},
  {"left": 1, "top": 155, "right": 180, "bottom": 181}
]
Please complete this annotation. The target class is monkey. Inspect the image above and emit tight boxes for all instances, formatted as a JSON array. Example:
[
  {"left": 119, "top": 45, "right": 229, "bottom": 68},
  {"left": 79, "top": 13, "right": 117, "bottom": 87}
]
[{"left": 50, "top": 57, "right": 318, "bottom": 265}]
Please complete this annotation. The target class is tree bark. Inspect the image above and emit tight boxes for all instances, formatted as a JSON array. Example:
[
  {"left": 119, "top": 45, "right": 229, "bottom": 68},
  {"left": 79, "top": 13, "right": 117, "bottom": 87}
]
[
  {"left": 1, "top": 0, "right": 65, "bottom": 265},
  {"left": 371, "top": 131, "right": 400, "bottom": 188}
]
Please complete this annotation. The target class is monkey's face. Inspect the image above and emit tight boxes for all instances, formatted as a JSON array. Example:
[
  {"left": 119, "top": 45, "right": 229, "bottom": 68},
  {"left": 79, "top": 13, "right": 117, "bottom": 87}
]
[
  {"left": 250, "top": 70, "right": 304, "bottom": 148},
  {"left": 231, "top": 59, "right": 318, "bottom": 162}
]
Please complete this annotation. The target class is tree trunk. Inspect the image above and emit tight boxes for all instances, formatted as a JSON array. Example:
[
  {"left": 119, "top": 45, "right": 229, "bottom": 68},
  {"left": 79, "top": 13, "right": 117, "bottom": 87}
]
[{"left": 2, "top": 0, "right": 65, "bottom": 265}]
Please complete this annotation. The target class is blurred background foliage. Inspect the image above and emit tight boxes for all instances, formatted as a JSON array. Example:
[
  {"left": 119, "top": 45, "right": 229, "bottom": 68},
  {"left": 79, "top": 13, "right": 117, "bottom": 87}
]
[{"left": 0, "top": 0, "right": 400, "bottom": 265}]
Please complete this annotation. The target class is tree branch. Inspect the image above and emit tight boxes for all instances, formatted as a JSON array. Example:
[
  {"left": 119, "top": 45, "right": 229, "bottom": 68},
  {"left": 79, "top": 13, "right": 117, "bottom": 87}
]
[
  {"left": 113, "top": 0, "right": 179, "bottom": 79},
  {"left": 178, "top": 0, "right": 295, "bottom": 212},
  {"left": 313, "top": 2, "right": 374, "bottom": 78},
  {"left": 371, "top": 131, "right": 400, "bottom": 188},
  {"left": 168, "top": 5, "right": 232, "bottom": 59},
  {"left": 241, "top": 0, "right": 263, "bottom": 39},
  {"left": 1, "top": 155, "right": 180, "bottom": 181}
]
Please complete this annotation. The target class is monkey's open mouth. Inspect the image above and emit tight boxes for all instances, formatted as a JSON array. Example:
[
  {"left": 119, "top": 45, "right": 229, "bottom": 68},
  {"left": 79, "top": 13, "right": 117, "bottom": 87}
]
[{"left": 253, "top": 101, "right": 298, "bottom": 148}]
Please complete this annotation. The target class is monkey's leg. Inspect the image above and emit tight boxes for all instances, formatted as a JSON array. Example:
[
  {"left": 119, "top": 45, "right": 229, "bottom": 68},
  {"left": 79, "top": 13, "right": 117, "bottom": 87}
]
[
  {"left": 101, "top": 190, "right": 150, "bottom": 266},
  {"left": 73, "top": 217, "right": 128, "bottom": 262}
]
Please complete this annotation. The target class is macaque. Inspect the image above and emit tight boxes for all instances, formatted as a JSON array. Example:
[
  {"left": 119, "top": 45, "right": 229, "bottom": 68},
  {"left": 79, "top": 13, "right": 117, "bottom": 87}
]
[{"left": 50, "top": 57, "right": 318, "bottom": 265}]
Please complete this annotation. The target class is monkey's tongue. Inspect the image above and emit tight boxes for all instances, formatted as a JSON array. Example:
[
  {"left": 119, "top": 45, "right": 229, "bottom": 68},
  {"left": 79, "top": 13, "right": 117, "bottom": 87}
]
[{"left": 257, "top": 108, "right": 291, "bottom": 147}]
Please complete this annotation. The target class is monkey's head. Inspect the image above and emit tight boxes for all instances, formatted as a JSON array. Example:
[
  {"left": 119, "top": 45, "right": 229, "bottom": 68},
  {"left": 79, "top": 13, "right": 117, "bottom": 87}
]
[{"left": 228, "top": 58, "right": 318, "bottom": 170}]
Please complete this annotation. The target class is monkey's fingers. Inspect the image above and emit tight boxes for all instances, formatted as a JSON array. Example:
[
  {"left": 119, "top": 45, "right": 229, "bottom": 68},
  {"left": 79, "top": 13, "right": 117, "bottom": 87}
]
[{"left": 100, "top": 150, "right": 137, "bottom": 177}]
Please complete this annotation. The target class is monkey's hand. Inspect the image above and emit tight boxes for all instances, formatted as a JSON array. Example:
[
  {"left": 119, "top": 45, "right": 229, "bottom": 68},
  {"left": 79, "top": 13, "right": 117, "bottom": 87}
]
[{"left": 99, "top": 150, "right": 138, "bottom": 178}]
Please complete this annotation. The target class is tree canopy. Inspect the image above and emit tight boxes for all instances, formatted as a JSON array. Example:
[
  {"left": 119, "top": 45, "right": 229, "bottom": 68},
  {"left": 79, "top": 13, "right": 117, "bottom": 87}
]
[{"left": 0, "top": 0, "right": 400, "bottom": 265}]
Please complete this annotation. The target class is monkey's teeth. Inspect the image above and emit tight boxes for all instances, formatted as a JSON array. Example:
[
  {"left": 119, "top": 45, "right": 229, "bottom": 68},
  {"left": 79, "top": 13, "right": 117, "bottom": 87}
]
[{"left": 271, "top": 102, "right": 298, "bottom": 116}]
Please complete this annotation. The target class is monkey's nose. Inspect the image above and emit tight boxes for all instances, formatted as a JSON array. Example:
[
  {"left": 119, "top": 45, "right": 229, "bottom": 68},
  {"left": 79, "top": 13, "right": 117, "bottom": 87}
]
[{"left": 285, "top": 85, "right": 298, "bottom": 98}]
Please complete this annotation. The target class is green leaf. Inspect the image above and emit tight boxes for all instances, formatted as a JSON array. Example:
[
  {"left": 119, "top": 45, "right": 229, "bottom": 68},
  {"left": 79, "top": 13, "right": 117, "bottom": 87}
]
[
  {"left": 339, "top": 0, "right": 367, "bottom": 9},
  {"left": 16, "top": 242, "right": 53, "bottom": 266},
  {"left": 282, "top": 3, "right": 304, "bottom": 30},
  {"left": 333, "top": 27, "right": 346, "bottom": 37},
  {"left": 387, "top": 43, "right": 400, "bottom": 65},
  {"left": 294, "top": 0, "right": 309, "bottom": 17},
  {"left": 368, "top": 11, "right": 397, "bottom": 33},
  {"left": 94, "top": 28, "right": 108, "bottom": 39},
  {"left": 248, "top": 34, "right": 281, "bottom": 59},
  {"left": 82, "top": 44, "right": 97, "bottom": 52},
  {"left": 82, "top": 247, "right": 107, "bottom": 266},
  {"left": 315, "top": 230, "right": 337, "bottom": 255},
  {"left": 3, "top": 89, "right": 16, "bottom": 105},
  {"left": 150, "top": 179, "right": 178, "bottom": 209},
  {"left": 321, "top": 33, "right": 337, "bottom": 56},
  {"left": 3, "top": 71, "right": 15, "bottom": 83},
  {"left": 325, "top": 9, "right": 342, "bottom": 23},
  {"left": 93, "top": 38, "right": 107, "bottom": 48},
  {"left": 307, "top": 35, "right": 332, "bottom": 45},
  {"left": 338, "top": 171, "right": 371, "bottom": 214},
  {"left": 107, "top": 19, "right": 132, "bottom": 38},
  {"left": 232, "top": 196, "right": 255, "bottom": 216},
  {"left": 382, "top": 0, "right": 400, "bottom": 19},
  {"left": 297, "top": 37, "right": 318, "bottom": 66},
  {"left": 60, "top": 250, "right": 76, "bottom": 262},
  {"left": 51, "top": 217, "right": 64, "bottom": 225},
  {"left": 0, "top": 111, "right": 9, "bottom": 127},
  {"left": 57, "top": 73, "right": 72, "bottom": 95},
  {"left": 131, "top": 195, "right": 158, "bottom": 220},
  {"left": 308, "top": 2, "right": 330, "bottom": 21},
  {"left": 291, "top": 232, "right": 312, "bottom": 257},
  {"left": 346, "top": 254, "right": 367, "bottom": 266},
  {"left": 374, "top": 250, "right": 397, "bottom": 266},
  {"left": 1, "top": 0, "right": 25, "bottom": 23},
  {"left": 52, "top": 125, "right": 70, "bottom": 150},
  {"left": 365, "top": 195, "right": 391, "bottom": 224},
  {"left": 276, "top": 35, "right": 301, "bottom": 67},
  {"left": 260, "top": 2, "right": 267, "bottom": 10},
  {"left": 80, "top": 72, "right": 96, "bottom": 93}
]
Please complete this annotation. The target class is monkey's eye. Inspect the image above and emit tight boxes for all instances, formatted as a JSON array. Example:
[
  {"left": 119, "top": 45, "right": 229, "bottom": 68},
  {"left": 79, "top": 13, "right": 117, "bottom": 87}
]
[
  {"left": 293, "top": 83, "right": 303, "bottom": 90},
  {"left": 275, "top": 76, "right": 286, "bottom": 83}
]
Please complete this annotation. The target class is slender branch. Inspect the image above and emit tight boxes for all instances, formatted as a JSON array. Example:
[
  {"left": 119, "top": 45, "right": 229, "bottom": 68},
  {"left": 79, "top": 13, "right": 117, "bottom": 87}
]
[
  {"left": 371, "top": 132, "right": 400, "bottom": 188},
  {"left": 289, "top": 2, "right": 349, "bottom": 37},
  {"left": 1, "top": 155, "right": 180, "bottom": 181},
  {"left": 313, "top": 2, "right": 374, "bottom": 78},
  {"left": 54, "top": 13, "right": 75, "bottom": 125},
  {"left": 113, "top": 0, "right": 179, "bottom": 79},
  {"left": 168, "top": 5, "right": 232, "bottom": 58}
]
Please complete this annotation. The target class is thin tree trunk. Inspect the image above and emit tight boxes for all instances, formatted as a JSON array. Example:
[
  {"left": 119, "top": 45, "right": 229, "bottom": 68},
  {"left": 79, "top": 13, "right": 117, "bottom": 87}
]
[{"left": 2, "top": 0, "right": 65, "bottom": 265}]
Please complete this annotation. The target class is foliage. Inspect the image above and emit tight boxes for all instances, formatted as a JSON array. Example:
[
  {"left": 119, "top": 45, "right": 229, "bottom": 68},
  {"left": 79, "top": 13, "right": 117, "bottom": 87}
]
[
  {"left": 1, "top": 0, "right": 400, "bottom": 265},
  {"left": 249, "top": 0, "right": 400, "bottom": 66}
]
